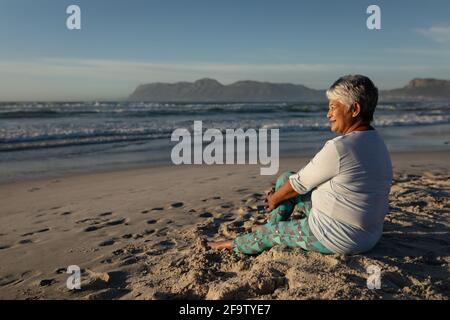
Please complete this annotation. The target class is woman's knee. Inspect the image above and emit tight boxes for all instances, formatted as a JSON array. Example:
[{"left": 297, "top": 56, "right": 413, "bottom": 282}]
[
  {"left": 277, "top": 171, "right": 295, "bottom": 181},
  {"left": 276, "top": 171, "right": 295, "bottom": 185}
]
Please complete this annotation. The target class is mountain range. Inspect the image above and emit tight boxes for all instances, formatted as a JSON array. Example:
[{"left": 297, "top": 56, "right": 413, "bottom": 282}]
[{"left": 128, "top": 78, "right": 450, "bottom": 102}]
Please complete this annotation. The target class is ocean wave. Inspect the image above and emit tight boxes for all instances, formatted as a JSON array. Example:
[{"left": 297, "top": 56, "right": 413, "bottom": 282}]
[
  {"left": 2, "top": 101, "right": 450, "bottom": 119},
  {"left": 0, "top": 110, "right": 101, "bottom": 119},
  {"left": 0, "top": 103, "right": 326, "bottom": 118},
  {"left": 1, "top": 101, "right": 450, "bottom": 152},
  {"left": 0, "top": 131, "right": 172, "bottom": 152},
  {"left": 3, "top": 114, "right": 449, "bottom": 151}
]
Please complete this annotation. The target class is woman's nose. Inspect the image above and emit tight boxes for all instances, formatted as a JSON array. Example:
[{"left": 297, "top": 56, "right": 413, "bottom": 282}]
[{"left": 327, "top": 110, "right": 332, "bottom": 119}]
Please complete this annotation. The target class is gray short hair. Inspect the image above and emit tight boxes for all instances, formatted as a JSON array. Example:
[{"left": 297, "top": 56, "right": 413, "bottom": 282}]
[{"left": 326, "top": 75, "right": 378, "bottom": 122}]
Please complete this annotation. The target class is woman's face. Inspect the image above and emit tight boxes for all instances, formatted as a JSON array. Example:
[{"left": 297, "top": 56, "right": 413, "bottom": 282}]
[{"left": 327, "top": 99, "right": 354, "bottom": 134}]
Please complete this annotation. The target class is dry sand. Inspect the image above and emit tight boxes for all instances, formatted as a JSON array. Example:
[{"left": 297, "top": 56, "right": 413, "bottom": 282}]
[{"left": 0, "top": 151, "right": 449, "bottom": 300}]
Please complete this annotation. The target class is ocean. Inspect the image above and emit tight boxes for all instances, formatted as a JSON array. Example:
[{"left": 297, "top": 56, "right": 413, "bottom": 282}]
[{"left": 1, "top": 101, "right": 450, "bottom": 183}]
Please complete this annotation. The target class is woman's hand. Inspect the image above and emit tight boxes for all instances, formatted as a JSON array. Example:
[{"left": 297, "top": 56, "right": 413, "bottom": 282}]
[
  {"left": 264, "top": 181, "right": 300, "bottom": 212},
  {"left": 264, "top": 188, "right": 277, "bottom": 212}
]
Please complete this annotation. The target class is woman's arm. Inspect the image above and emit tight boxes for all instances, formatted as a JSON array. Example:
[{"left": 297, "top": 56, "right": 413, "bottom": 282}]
[
  {"left": 265, "top": 141, "right": 340, "bottom": 211},
  {"left": 265, "top": 181, "right": 299, "bottom": 211},
  {"left": 289, "top": 140, "right": 340, "bottom": 194}
]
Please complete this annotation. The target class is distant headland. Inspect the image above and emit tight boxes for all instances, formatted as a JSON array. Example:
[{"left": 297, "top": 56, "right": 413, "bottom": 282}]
[{"left": 128, "top": 78, "right": 450, "bottom": 102}]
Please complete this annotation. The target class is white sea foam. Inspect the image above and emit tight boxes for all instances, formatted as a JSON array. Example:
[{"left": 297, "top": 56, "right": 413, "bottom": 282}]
[{"left": 1, "top": 101, "right": 449, "bottom": 151}]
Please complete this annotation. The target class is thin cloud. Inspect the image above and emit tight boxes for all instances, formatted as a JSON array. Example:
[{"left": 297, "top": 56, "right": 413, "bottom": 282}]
[
  {"left": 416, "top": 25, "right": 450, "bottom": 44},
  {"left": 0, "top": 58, "right": 352, "bottom": 89},
  {"left": 0, "top": 58, "right": 440, "bottom": 82},
  {"left": 385, "top": 47, "right": 450, "bottom": 57}
]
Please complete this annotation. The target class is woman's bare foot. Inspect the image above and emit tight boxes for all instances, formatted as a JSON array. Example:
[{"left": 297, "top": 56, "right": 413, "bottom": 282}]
[{"left": 207, "top": 240, "right": 233, "bottom": 251}]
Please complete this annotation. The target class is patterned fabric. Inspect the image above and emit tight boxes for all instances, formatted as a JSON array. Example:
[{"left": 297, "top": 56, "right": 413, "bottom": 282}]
[{"left": 232, "top": 171, "right": 333, "bottom": 255}]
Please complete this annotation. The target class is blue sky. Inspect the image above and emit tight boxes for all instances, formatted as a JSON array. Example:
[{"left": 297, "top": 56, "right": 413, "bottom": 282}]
[{"left": 0, "top": 0, "right": 449, "bottom": 100}]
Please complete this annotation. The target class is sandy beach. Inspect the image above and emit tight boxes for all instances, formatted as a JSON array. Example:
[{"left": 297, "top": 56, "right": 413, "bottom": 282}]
[{"left": 0, "top": 150, "right": 449, "bottom": 300}]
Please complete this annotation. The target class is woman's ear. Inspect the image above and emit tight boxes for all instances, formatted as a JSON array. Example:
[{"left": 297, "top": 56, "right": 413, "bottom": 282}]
[{"left": 352, "top": 102, "right": 362, "bottom": 118}]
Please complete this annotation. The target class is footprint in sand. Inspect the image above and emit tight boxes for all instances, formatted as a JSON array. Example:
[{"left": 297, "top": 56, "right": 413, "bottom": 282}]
[
  {"left": 0, "top": 245, "right": 10, "bottom": 250},
  {"left": 199, "top": 212, "right": 213, "bottom": 218},
  {"left": 39, "top": 279, "right": 56, "bottom": 287},
  {"left": 0, "top": 274, "right": 21, "bottom": 287},
  {"left": 230, "top": 220, "right": 244, "bottom": 227},
  {"left": 21, "top": 232, "right": 34, "bottom": 237},
  {"left": 112, "top": 249, "right": 124, "bottom": 256},
  {"left": 76, "top": 218, "right": 98, "bottom": 224},
  {"left": 147, "top": 219, "right": 158, "bottom": 225},
  {"left": 202, "top": 196, "right": 222, "bottom": 202},
  {"left": 99, "top": 239, "right": 115, "bottom": 247},
  {"left": 84, "top": 218, "right": 127, "bottom": 231},
  {"left": 55, "top": 267, "right": 67, "bottom": 274},
  {"left": 155, "top": 227, "right": 169, "bottom": 237},
  {"left": 153, "top": 239, "right": 176, "bottom": 249},
  {"left": 120, "top": 256, "right": 141, "bottom": 266},
  {"left": 60, "top": 211, "right": 72, "bottom": 216},
  {"left": 169, "top": 202, "right": 184, "bottom": 209},
  {"left": 98, "top": 211, "right": 113, "bottom": 217},
  {"left": 18, "top": 239, "right": 33, "bottom": 245},
  {"left": 101, "top": 258, "right": 113, "bottom": 264},
  {"left": 105, "top": 218, "right": 128, "bottom": 226},
  {"left": 144, "top": 229, "right": 155, "bottom": 235},
  {"left": 142, "top": 207, "right": 164, "bottom": 214},
  {"left": 237, "top": 207, "right": 255, "bottom": 219},
  {"left": 219, "top": 213, "right": 236, "bottom": 221},
  {"left": 84, "top": 225, "right": 102, "bottom": 232}
]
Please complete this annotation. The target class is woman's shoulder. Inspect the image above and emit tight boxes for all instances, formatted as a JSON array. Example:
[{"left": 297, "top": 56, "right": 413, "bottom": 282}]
[
  {"left": 330, "top": 130, "right": 385, "bottom": 154},
  {"left": 334, "top": 129, "right": 380, "bottom": 144},
  {"left": 338, "top": 133, "right": 391, "bottom": 170}
]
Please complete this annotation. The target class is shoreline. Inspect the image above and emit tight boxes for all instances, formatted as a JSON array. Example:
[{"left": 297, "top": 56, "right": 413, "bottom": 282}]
[
  {"left": 0, "top": 150, "right": 449, "bottom": 299},
  {"left": 1, "top": 122, "right": 450, "bottom": 185},
  {"left": 1, "top": 148, "right": 450, "bottom": 187}
]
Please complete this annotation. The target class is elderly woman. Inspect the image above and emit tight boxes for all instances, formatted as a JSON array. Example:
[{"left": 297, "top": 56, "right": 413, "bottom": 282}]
[{"left": 208, "top": 75, "right": 393, "bottom": 255}]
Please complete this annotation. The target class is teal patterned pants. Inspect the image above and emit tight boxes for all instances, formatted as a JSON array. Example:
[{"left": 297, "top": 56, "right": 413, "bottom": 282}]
[{"left": 232, "top": 171, "right": 333, "bottom": 255}]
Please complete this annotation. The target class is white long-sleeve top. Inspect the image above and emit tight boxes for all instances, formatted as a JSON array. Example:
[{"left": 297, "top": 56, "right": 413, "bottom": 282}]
[{"left": 289, "top": 130, "right": 393, "bottom": 254}]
